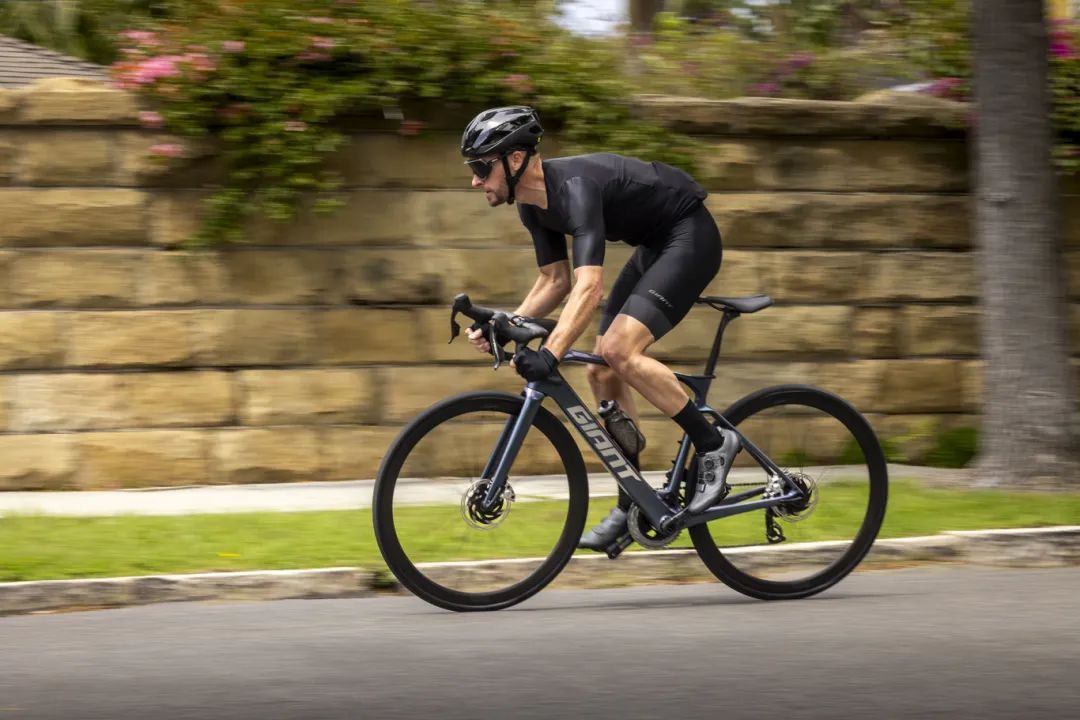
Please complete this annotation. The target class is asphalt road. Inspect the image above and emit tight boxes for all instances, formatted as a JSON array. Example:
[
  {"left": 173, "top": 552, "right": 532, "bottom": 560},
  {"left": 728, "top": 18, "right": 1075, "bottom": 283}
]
[{"left": 1, "top": 566, "right": 1077, "bottom": 720}]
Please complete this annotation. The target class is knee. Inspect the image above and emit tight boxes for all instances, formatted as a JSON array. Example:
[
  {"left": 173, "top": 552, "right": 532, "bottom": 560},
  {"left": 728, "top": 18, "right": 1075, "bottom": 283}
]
[
  {"left": 586, "top": 362, "right": 615, "bottom": 387},
  {"left": 599, "top": 338, "right": 636, "bottom": 374}
]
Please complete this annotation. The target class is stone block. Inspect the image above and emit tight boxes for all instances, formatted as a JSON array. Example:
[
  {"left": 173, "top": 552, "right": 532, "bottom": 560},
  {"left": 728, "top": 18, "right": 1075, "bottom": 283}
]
[
  {"left": 14, "top": 131, "right": 116, "bottom": 185},
  {"left": 332, "top": 133, "right": 471, "bottom": 189},
  {"left": 0, "top": 135, "right": 14, "bottom": 183},
  {"left": 705, "top": 361, "right": 818, "bottom": 411},
  {"left": 454, "top": 247, "right": 539, "bottom": 305},
  {"left": 635, "top": 95, "right": 968, "bottom": 137},
  {"left": 67, "top": 311, "right": 201, "bottom": 368},
  {"left": 13, "top": 78, "right": 139, "bottom": 123},
  {"left": 723, "top": 305, "right": 853, "bottom": 357},
  {"left": 9, "top": 250, "right": 142, "bottom": 308},
  {"left": 340, "top": 248, "right": 460, "bottom": 304},
  {"left": 0, "top": 434, "right": 78, "bottom": 490},
  {"left": 252, "top": 190, "right": 424, "bottom": 245},
  {"left": 313, "top": 308, "right": 422, "bottom": 364},
  {"left": 703, "top": 250, "right": 765, "bottom": 297},
  {"left": 813, "top": 361, "right": 886, "bottom": 411},
  {"left": 137, "top": 251, "right": 229, "bottom": 305},
  {"left": 0, "top": 312, "right": 65, "bottom": 369},
  {"left": 320, "top": 425, "right": 403, "bottom": 481},
  {"left": 757, "top": 251, "right": 867, "bottom": 302},
  {"left": 237, "top": 369, "right": 376, "bottom": 425},
  {"left": 118, "top": 132, "right": 223, "bottom": 187},
  {"left": 903, "top": 306, "right": 980, "bottom": 356},
  {"left": 863, "top": 251, "right": 977, "bottom": 302},
  {"left": 212, "top": 427, "right": 323, "bottom": 484},
  {"left": 0, "top": 189, "right": 148, "bottom": 246},
  {"left": 961, "top": 360, "right": 983, "bottom": 413},
  {"left": 649, "top": 308, "right": 725, "bottom": 362},
  {"left": 870, "top": 359, "right": 967, "bottom": 413},
  {"left": 148, "top": 191, "right": 206, "bottom": 247},
  {"left": 217, "top": 250, "right": 341, "bottom": 304},
  {"left": 423, "top": 191, "right": 530, "bottom": 245},
  {"left": 126, "top": 371, "right": 235, "bottom": 427},
  {"left": 209, "top": 309, "right": 318, "bottom": 366},
  {"left": 853, "top": 308, "right": 901, "bottom": 358},
  {"left": 699, "top": 139, "right": 968, "bottom": 193},
  {"left": 708, "top": 193, "right": 970, "bottom": 250},
  {"left": 381, "top": 366, "right": 524, "bottom": 422},
  {"left": 8, "top": 374, "right": 127, "bottom": 431},
  {"left": 77, "top": 430, "right": 210, "bottom": 489}
]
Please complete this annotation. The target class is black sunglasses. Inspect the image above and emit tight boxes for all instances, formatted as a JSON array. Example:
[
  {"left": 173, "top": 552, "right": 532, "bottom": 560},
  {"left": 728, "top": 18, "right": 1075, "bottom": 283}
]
[{"left": 465, "top": 157, "right": 499, "bottom": 179}]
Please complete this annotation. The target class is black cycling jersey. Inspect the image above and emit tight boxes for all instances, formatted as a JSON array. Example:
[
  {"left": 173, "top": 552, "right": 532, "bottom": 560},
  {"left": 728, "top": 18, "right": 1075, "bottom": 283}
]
[{"left": 517, "top": 153, "right": 708, "bottom": 268}]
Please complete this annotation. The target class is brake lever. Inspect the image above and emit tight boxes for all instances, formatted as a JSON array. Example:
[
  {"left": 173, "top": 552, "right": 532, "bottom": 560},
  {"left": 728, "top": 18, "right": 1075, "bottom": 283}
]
[{"left": 489, "top": 323, "right": 501, "bottom": 370}]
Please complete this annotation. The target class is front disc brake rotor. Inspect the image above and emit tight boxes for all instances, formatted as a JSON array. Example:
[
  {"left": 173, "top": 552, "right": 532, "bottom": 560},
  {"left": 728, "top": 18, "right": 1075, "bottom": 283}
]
[{"left": 461, "top": 479, "right": 515, "bottom": 530}]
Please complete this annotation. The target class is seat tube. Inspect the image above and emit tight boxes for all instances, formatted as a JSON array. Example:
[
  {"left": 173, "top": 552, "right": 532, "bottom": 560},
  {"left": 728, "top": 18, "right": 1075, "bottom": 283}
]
[{"left": 483, "top": 387, "right": 545, "bottom": 508}]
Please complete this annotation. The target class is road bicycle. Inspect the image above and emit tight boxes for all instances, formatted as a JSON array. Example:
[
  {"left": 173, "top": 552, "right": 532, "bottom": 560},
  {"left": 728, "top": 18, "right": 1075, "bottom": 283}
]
[{"left": 374, "top": 293, "right": 888, "bottom": 612}]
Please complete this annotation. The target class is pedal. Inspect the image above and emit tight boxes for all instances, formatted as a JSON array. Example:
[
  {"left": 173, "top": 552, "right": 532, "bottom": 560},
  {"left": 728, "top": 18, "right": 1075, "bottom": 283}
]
[{"left": 604, "top": 532, "right": 634, "bottom": 560}]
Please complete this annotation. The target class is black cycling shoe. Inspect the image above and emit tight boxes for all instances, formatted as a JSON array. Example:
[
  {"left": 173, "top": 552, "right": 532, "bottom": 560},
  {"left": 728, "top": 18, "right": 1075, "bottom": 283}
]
[{"left": 578, "top": 506, "right": 629, "bottom": 553}]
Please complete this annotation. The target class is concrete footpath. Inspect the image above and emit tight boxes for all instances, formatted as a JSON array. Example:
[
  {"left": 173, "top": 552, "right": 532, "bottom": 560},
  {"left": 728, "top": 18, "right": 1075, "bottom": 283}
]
[{"left": 1, "top": 465, "right": 1077, "bottom": 616}]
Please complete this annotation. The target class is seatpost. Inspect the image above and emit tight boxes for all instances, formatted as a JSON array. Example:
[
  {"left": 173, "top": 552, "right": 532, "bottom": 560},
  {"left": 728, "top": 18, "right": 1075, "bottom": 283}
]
[{"left": 703, "top": 311, "right": 738, "bottom": 377}]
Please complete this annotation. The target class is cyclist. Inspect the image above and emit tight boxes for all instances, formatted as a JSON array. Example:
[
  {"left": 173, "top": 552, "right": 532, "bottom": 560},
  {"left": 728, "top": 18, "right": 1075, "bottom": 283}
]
[{"left": 461, "top": 106, "right": 740, "bottom": 554}]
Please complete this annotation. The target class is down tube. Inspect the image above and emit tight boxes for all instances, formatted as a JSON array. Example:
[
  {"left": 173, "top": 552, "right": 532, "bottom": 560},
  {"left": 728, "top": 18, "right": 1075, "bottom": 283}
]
[{"left": 532, "top": 377, "right": 675, "bottom": 529}]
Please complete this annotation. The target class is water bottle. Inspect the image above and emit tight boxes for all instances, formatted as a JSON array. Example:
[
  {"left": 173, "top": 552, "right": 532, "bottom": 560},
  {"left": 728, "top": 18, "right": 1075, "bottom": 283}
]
[{"left": 598, "top": 399, "right": 647, "bottom": 460}]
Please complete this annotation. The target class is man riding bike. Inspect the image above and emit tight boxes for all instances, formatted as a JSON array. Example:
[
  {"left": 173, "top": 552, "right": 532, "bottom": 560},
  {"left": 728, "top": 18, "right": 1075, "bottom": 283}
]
[{"left": 461, "top": 105, "right": 740, "bottom": 555}]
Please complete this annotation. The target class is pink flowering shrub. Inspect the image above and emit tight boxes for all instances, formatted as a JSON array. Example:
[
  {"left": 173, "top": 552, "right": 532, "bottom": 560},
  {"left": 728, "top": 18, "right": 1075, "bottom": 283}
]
[{"left": 110, "top": 0, "right": 695, "bottom": 245}]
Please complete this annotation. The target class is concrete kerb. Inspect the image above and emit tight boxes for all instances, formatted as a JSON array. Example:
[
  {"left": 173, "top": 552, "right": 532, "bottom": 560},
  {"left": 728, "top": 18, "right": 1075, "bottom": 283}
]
[{"left": 1, "top": 527, "right": 1076, "bottom": 616}]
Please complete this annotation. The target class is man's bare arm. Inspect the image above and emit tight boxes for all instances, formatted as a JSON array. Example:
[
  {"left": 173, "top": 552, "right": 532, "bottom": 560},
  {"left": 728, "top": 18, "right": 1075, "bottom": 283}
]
[
  {"left": 542, "top": 265, "right": 603, "bottom": 359},
  {"left": 514, "top": 260, "right": 571, "bottom": 318}
]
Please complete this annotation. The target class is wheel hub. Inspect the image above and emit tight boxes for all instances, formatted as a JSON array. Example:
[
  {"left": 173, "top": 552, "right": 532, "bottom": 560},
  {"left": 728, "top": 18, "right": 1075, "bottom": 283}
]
[
  {"left": 770, "top": 471, "right": 819, "bottom": 522},
  {"left": 461, "top": 479, "right": 515, "bottom": 530}
]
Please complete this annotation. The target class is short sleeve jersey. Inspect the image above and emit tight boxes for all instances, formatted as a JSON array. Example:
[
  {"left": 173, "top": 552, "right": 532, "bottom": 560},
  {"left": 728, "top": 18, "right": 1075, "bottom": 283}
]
[{"left": 516, "top": 153, "right": 708, "bottom": 268}]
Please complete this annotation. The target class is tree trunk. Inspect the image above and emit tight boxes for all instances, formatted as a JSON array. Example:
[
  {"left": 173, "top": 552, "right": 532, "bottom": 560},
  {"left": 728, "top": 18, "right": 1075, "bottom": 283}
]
[{"left": 972, "top": 0, "right": 1078, "bottom": 487}]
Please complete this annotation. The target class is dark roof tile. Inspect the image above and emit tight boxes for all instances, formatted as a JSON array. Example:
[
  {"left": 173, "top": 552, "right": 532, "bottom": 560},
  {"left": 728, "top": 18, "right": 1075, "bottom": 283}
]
[{"left": 0, "top": 34, "right": 108, "bottom": 88}]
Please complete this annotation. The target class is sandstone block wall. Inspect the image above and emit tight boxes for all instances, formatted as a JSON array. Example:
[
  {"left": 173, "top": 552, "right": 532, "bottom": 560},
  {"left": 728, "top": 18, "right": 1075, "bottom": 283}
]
[{"left": 0, "top": 80, "right": 1073, "bottom": 488}]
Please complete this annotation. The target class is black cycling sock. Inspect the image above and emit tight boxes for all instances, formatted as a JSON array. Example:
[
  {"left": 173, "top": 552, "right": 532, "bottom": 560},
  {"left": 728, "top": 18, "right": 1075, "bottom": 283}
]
[{"left": 672, "top": 399, "right": 722, "bottom": 453}]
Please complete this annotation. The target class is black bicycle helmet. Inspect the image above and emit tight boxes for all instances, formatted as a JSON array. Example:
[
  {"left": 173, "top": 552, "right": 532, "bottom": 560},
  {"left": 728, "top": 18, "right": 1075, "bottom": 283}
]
[
  {"left": 461, "top": 106, "right": 543, "bottom": 205},
  {"left": 461, "top": 106, "right": 543, "bottom": 158}
]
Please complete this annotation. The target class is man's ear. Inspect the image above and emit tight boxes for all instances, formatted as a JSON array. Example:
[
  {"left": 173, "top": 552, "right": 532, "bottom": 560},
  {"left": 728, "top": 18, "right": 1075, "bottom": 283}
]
[{"left": 509, "top": 149, "right": 527, "bottom": 172}]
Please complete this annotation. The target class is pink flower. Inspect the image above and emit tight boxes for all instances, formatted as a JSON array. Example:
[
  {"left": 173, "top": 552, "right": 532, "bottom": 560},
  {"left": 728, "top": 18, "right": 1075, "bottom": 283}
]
[
  {"left": 1051, "top": 41, "right": 1077, "bottom": 59},
  {"left": 184, "top": 53, "right": 216, "bottom": 73},
  {"left": 785, "top": 52, "right": 814, "bottom": 71},
  {"left": 502, "top": 73, "right": 533, "bottom": 93},
  {"left": 149, "top": 143, "right": 184, "bottom": 158},
  {"left": 753, "top": 82, "right": 779, "bottom": 96},
  {"left": 139, "top": 110, "right": 164, "bottom": 129},
  {"left": 122, "top": 30, "right": 158, "bottom": 47},
  {"left": 130, "top": 55, "right": 182, "bottom": 85},
  {"left": 310, "top": 36, "right": 336, "bottom": 50},
  {"left": 222, "top": 40, "right": 245, "bottom": 53},
  {"left": 284, "top": 121, "right": 308, "bottom": 132}
]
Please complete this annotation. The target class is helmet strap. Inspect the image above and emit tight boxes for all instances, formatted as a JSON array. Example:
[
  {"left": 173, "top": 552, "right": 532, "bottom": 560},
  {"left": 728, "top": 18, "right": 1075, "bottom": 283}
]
[{"left": 502, "top": 149, "right": 533, "bottom": 205}]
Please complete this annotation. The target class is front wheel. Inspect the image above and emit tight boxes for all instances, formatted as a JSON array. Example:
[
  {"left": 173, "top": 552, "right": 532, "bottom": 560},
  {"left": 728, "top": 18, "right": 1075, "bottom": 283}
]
[
  {"left": 689, "top": 385, "right": 888, "bottom": 600},
  {"left": 373, "top": 391, "right": 588, "bottom": 611}
]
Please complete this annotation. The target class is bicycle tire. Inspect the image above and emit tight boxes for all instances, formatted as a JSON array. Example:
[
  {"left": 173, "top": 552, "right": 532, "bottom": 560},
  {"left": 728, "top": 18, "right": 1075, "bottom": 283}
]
[
  {"left": 373, "top": 391, "right": 589, "bottom": 612},
  {"left": 689, "top": 384, "right": 888, "bottom": 600}
]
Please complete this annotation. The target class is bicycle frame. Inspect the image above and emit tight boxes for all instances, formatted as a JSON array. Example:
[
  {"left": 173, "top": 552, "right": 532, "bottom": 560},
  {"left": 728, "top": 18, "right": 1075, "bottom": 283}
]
[{"left": 478, "top": 308, "right": 807, "bottom": 534}]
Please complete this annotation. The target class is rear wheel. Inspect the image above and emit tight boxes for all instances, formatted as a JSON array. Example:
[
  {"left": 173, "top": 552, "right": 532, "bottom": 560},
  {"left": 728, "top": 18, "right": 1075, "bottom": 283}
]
[
  {"left": 373, "top": 392, "right": 588, "bottom": 611},
  {"left": 689, "top": 385, "right": 888, "bottom": 600}
]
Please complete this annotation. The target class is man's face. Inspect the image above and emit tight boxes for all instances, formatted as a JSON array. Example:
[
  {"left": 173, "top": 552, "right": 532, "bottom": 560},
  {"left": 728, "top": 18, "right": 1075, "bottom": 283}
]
[{"left": 469, "top": 151, "right": 524, "bottom": 207}]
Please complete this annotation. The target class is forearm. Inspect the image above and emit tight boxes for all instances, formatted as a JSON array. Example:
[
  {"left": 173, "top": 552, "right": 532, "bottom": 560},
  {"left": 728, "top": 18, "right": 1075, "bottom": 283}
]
[
  {"left": 543, "top": 280, "right": 602, "bottom": 359},
  {"left": 514, "top": 272, "right": 569, "bottom": 319}
]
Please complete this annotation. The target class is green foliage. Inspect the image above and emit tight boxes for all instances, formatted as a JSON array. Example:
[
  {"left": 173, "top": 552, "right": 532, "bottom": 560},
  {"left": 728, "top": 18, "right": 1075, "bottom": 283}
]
[
  {"left": 0, "top": 0, "right": 175, "bottom": 64},
  {"left": 924, "top": 426, "right": 978, "bottom": 469},
  {"left": 115, "top": 0, "right": 699, "bottom": 244}
]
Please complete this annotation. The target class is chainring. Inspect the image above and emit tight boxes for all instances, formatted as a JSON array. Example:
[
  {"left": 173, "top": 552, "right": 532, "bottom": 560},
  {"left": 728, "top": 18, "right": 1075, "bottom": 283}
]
[{"left": 626, "top": 504, "right": 682, "bottom": 549}]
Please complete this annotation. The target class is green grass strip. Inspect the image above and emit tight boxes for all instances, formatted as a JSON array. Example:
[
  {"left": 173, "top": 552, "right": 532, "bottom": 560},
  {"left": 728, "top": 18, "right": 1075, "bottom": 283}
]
[{"left": 1, "top": 479, "right": 1078, "bottom": 582}]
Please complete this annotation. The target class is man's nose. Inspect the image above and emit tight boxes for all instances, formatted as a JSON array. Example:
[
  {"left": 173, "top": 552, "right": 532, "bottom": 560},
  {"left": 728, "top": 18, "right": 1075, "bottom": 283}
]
[{"left": 471, "top": 175, "right": 483, "bottom": 188}]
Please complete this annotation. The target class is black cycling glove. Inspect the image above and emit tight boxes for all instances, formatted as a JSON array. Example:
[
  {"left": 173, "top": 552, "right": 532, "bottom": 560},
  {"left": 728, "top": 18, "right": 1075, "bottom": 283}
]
[{"left": 513, "top": 347, "right": 559, "bottom": 382}]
